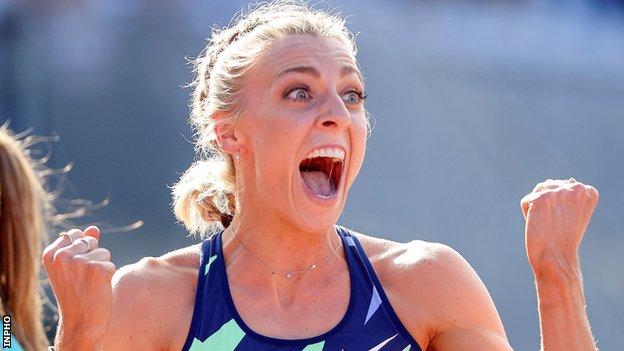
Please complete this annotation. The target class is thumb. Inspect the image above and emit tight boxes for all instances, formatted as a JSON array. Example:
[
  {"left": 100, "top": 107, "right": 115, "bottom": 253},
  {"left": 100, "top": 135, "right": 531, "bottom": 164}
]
[
  {"left": 83, "top": 225, "right": 101, "bottom": 240},
  {"left": 520, "top": 197, "right": 529, "bottom": 220},
  {"left": 520, "top": 192, "right": 540, "bottom": 220}
]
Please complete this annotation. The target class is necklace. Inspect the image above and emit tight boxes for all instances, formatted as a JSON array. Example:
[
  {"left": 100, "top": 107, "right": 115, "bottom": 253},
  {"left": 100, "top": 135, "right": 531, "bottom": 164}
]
[{"left": 230, "top": 226, "right": 343, "bottom": 279}]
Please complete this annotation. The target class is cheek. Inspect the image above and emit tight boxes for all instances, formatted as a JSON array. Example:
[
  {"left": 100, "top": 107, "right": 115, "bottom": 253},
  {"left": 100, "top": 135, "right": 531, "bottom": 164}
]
[{"left": 249, "top": 115, "right": 308, "bottom": 182}]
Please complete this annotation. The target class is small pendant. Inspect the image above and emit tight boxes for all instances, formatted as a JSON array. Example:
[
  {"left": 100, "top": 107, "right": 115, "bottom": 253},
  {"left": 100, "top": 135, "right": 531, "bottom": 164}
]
[
  {"left": 285, "top": 273, "right": 293, "bottom": 279},
  {"left": 310, "top": 264, "right": 317, "bottom": 270}
]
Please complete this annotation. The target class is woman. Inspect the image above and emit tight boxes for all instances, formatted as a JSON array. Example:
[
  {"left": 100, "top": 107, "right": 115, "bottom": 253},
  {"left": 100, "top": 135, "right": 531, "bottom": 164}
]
[
  {"left": 43, "top": 1, "right": 599, "bottom": 350},
  {"left": 0, "top": 125, "right": 52, "bottom": 351}
]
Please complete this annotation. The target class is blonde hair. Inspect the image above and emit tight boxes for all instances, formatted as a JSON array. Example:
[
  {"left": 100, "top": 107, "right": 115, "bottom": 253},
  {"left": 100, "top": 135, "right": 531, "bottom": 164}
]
[
  {"left": 172, "top": 0, "right": 358, "bottom": 237},
  {"left": 0, "top": 125, "right": 51, "bottom": 351}
]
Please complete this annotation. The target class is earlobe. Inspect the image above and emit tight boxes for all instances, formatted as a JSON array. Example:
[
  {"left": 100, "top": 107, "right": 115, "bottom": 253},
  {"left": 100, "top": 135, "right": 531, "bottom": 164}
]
[{"left": 214, "top": 118, "right": 243, "bottom": 157}]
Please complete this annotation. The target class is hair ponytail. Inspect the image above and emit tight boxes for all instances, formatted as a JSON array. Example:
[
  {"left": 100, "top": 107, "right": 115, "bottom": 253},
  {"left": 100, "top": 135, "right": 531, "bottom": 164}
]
[{"left": 172, "top": 157, "right": 236, "bottom": 236}]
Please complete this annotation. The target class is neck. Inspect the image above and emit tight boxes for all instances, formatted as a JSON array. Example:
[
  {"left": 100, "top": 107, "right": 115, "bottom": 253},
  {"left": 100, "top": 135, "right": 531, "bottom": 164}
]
[{"left": 222, "top": 212, "right": 342, "bottom": 275}]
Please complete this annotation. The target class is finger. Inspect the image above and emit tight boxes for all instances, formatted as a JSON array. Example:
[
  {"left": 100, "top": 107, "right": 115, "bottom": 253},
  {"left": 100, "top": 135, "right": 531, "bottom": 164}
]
[
  {"left": 520, "top": 191, "right": 541, "bottom": 219},
  {"left": 83, "top": 225, "right": 101, "bottom": 240},
  {"left": 76, "top": 248, "right": 111, "bottom": 262},
  {"left": 55, "top": 228, "right": 83, "bottom": 246},
  {"left": 53, "top": 236, "right": 99, "bottom": 260},
  {"left": 520, "top": 196, "right": 530, "bottom": 219},
  {"left": 43, "top": 229, "right": 85, "bottom": 267},
  {"left": 99, "top": 261, "right": 117, "bottom": 275},
  {"left": 586, "top": 185, "right": 599, "bottom": 200},
  {"left": 532, "top": 180, "right": 560, "bottom": 193}
]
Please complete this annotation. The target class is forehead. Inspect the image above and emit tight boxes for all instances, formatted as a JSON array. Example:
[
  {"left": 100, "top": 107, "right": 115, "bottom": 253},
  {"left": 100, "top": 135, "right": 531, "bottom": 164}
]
[{"left": 256, "top": 34, "right": 361, "bottom": 82}]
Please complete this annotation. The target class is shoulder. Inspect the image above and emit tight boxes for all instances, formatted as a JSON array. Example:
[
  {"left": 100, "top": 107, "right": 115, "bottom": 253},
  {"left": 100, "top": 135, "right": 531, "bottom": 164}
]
[
  {"left": 111, "top": 243, "right": 202, "bottom": 301},
  {"left": 353, "top": 230, "right": 466, "bottom": 290},
  {"left": 352, "top": 231, "right": 508, "bottom": 348},
  {"left": 102, "top": 243, "right": 203, "bottom": 350}
]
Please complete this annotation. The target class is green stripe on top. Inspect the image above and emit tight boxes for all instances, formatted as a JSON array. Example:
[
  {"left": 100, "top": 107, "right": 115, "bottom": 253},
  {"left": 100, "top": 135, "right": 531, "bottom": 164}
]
[
  {"left": 204, "top": 255, "right": 217, "bottom": 276},
  {"left": 189, "top": 318, "right": 246, "bottom": 351},
  {"left": 301, "top": 340, "right": 325, "bottom": 351}
]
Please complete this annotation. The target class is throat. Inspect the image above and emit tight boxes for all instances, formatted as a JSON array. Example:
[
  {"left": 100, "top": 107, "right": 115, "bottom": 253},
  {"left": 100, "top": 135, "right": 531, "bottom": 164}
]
[{"left": 227, "top": 254, "right": 352, "bottom": 339}]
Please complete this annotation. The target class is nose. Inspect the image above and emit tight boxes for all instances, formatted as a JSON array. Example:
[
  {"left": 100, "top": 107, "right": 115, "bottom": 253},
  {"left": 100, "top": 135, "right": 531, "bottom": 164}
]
[{"left": 315, "top": 92, "right": 351, "bottom": 130}]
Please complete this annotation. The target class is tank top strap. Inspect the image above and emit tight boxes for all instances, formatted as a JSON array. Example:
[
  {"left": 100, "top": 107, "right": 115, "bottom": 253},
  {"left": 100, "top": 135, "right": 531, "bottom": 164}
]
[
  {"left": 181, "top": 235, "right": 221, "bottom": 351},
  {"left": 335, "top": 225, "right": 422, "bottom": 349}
]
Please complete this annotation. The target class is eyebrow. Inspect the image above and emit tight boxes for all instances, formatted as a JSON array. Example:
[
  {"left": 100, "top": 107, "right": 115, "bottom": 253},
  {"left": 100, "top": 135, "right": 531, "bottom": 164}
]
[{"left": 276, "top": 65, "right": 364, "bottom": 84}]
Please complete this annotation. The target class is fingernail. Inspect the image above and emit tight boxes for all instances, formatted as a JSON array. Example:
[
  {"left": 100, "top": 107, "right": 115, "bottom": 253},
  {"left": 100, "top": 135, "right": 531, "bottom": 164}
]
[{"left": 84, "top": 226, "right": 101, "bottom": 237}]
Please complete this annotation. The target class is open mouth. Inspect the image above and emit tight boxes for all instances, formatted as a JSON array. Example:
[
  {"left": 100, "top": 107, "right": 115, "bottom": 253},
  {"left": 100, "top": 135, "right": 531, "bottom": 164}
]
[{"left": 299, "top": 147, "right": 344, "bottom": 198}]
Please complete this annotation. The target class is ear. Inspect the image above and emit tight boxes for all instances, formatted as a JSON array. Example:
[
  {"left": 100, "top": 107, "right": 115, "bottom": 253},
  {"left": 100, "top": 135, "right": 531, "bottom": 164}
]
[{"left": 214, "top": 113, "right": 243, "bottom": 156}]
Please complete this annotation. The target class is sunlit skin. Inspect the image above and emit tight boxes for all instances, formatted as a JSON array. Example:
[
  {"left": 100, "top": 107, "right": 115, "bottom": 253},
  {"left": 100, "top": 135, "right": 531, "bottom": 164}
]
[
  {"left": 216, "top": 35, "right": 368, "bottom": 257},
  {"left": 42, "top": 35, "right": 598, "bottom": 351}
]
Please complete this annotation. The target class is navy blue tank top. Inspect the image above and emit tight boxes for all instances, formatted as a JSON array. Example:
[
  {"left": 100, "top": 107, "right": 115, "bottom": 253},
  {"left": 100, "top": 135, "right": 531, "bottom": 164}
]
[{"left": 182, "top": 225, "right": 422, "bottom": 351}]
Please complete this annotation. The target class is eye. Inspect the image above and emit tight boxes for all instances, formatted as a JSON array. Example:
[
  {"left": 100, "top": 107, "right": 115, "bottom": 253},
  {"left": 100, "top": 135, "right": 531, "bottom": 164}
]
[
  {"left": 285, "top": 85, "right": 312, "bottom": 102},
  {"left": 342, "top": 89, "right": 367, "bottom": 105}
]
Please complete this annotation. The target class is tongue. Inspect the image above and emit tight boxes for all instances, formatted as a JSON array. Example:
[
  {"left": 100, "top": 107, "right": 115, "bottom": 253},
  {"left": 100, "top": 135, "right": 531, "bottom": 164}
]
[{"left": 301, "top": 171, "right": 333, "bottom": 197}]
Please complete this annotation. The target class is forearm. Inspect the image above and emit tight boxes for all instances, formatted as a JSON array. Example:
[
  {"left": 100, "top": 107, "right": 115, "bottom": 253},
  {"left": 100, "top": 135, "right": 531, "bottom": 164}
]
[{"left": 534, "top": 261, "right": 596, "bottom": 351}]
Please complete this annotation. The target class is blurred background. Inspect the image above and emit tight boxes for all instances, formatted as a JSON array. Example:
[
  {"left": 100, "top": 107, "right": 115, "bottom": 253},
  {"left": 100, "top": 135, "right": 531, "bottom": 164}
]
[{"left": 1, "top": 0, "right": 622, "bottom": 349}]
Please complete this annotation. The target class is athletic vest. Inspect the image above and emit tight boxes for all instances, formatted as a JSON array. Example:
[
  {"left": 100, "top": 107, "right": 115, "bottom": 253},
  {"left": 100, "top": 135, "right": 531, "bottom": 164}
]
[{"left": 182, "top": 225, "right": 422, "bottom": 351}]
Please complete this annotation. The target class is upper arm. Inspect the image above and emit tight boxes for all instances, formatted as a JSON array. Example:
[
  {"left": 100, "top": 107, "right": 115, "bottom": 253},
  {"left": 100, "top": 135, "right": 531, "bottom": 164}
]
[
  {"left": 100, "top": 258, "right": 171, "bottom": 350},
  {"left": 422, "top": 244, "right": 513, "bottom": 351}
]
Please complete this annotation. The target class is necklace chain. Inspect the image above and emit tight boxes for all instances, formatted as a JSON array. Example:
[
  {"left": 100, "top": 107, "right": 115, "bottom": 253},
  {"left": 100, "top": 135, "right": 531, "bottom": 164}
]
[{"left": 230, "top": 226, "right": 343, "bottom": 279}]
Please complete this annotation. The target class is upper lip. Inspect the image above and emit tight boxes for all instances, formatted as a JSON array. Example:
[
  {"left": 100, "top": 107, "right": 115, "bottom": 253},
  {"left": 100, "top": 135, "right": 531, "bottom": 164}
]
[{"left": 301, "top": 144, "right": 347, "bottom": 161}]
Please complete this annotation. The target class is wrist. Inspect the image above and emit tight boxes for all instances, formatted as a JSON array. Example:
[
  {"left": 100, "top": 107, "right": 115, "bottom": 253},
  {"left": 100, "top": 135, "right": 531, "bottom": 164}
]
[
  {"left": 533, "top": 259, "right": 586, "bottom": 310},
  {"left": 531, "top": 253, "right": 582, "bottom": 285}
]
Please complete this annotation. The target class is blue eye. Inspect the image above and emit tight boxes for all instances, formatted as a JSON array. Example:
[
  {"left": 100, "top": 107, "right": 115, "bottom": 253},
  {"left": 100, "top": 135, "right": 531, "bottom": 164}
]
[
  {"left": 286, "top": 86, "right": 311, "bottom": 101},
  {"left": 342, "top": 90, "right": 367, "bottom": 104}
]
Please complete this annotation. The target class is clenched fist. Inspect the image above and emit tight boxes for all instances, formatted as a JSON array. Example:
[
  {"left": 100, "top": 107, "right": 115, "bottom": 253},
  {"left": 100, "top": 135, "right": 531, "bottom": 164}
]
[
  {"left": 42, "top": 226, "right": 115, "bottom": 350},
  {"left": 520, "top": 178, "right": 599, "bottom": 279}
]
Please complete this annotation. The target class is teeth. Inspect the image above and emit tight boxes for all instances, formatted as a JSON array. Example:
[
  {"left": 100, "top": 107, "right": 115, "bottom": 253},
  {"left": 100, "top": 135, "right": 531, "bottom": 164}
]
[{"left": 304, "top": 147, "right": 345, "bottom": 161}]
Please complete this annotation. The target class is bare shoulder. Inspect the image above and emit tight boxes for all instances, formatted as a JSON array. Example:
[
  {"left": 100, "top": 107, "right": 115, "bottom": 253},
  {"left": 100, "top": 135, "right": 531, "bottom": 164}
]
[
  {"left": 353, "top": 231, "right": 464, "bottom": 288},
  {"left": 353, "top": 231, "right": 508, "bottom": 349},
  {"left": 102, "top": 243, "right": 202, "bottom": 350}
]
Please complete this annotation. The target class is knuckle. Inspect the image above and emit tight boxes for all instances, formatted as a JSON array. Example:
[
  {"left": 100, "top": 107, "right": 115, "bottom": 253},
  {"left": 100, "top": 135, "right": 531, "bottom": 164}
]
[
  {"left": 100, "top": 248, "right": 112, "bottom": 260},
  {"left": 592, "top": 187, "right": 600, "bottom": 199},
  {"left": 42, "top": 246, "right": 55, "bottom": 266},
  {"left": 538, "top": 191, "right": 555, "bottom": 201},
  {"left": 41, "top": 254, "right": 52, "bottom": 269},
  {"left": 66, "top": 228, "right": 84, "bottom": 237},
  {"left": 106, "top": 264, "right": 117, "bottom": 276},
  {"left": 72, "top": 255, "right": 88, "bottom": 265},
  {"left": 86, "top": 236, "right": 100, "bottom": 249},
  {"left": 87, "top": 261, "right": 115, "bottom": 279},
  {"left": 53, "top": 249, "right": 73, "bottom": 264},
  {"left": 106, "top": 262, "right": 117, "bottom": 273}
]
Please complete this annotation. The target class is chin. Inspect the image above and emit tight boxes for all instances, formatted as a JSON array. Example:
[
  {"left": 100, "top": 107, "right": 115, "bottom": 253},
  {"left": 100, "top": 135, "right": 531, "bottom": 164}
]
[
  {"left": 292, "top": 193, "right": 348, "bottom": 234},
  {"left": 295, "top": 213, "right": 341, "bottom": 234}
]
